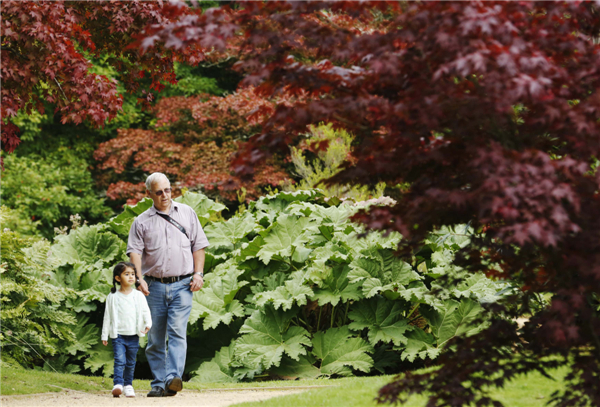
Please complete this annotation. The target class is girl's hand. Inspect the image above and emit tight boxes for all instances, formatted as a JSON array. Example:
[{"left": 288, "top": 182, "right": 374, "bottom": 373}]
[
  {"left": 143, "top": 327, "right": 150, "bottom": 334},
  {"left": 102, "top": 340, "right": 108, "bottom": 346}
]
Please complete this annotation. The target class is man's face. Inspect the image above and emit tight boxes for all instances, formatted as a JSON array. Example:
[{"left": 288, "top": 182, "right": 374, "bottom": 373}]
[{"left": 148, "top": 178, "right": 172, "bottom": 211}]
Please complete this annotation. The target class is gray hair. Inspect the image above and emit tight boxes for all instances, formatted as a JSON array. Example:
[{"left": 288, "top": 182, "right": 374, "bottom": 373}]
[{"left": 145, "top": 173, "right": 170, "bottom": 191}]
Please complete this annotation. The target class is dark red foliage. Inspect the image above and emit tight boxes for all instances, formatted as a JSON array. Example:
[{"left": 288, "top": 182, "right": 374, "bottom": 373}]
[
  {"left": 0, "top": 0, "right": 202, "bottom": 153},
  {"left": 141, "top": 1, "right": 600, "bottom": 405},
  {"left": 94, "top": 89, "right": 291, "bottom": 204}
]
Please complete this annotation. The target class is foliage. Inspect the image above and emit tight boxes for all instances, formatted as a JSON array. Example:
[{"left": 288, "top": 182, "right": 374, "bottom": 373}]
[
  {"left": 184, "top": 190, "right": 502, "bottom": 382},
  {"left": 142, "top": 2, "right": 600, "bottom": 405},
  {"left": 0, "top": 151, "right": 111, "bottom": 239},
  {"left": 94, "top": 88, "right": 293, "bottom": 205},
  {"left": 1, "top": 189, "right": 498, "bottom": 384},
  {"left": 0, "top": 0, "right": 207, "bottom": 153},
  {"left": 0, "top": 230, "right": 79, "bottom": 370},
  {"left": 286, "top": 123, "right": 385, "bottom": 201}
]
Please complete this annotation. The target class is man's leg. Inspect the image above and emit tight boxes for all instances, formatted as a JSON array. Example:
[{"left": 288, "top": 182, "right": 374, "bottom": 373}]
[
  {"left": 145, "top": 279, "right": 168, "bottom": 390},
  {"left": 165, "top": 276, "right": 193, "bottom": 385}
]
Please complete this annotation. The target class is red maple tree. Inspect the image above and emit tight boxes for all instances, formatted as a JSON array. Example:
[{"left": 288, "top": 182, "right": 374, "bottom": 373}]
[
  {"left": 140, "top": 1, "right": 600, "bottom": 405},
  {"left": 0, "top": 0, "right": 203, "bottom": 153},
  {"left": 94, "top": 88, "right": 292, "bottom": 205}
]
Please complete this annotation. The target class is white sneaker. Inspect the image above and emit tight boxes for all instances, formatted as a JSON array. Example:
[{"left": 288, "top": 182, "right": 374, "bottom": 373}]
[
  {"left": 112, "top": 384, "right": 123, "bottom": 397},
  {"left": 124, "top": 385, "right": 136, "bottom": 398}
]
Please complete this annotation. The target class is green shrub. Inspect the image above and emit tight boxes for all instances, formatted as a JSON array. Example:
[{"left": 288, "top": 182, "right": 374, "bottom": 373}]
[{"left": 1, "top": 150, "right": 111, "bottom": 239}]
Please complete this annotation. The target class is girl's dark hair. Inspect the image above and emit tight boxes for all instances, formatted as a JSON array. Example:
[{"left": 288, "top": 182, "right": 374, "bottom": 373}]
[{"left": 111, "top": 262, "right": 137, "bottom": 293}]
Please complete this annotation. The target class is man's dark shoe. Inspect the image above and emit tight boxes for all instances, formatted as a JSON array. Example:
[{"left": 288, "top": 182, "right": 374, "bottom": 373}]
[
  {"left": 166, "top": 376, "right": 183, "bottom": 393},
  {"left": 147, "top": 386, "right": 164, "bottom": 397},
  {"left": 164, "top": 389, "right": 177, "bottom": 397}
]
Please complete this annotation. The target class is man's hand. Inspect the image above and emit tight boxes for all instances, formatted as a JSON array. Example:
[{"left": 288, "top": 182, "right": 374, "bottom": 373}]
[
  {"left": 142, "top": 327, "right": 150, "bottom": 334},
  {"left": 190, "top": 274, "right": 204, "bottom": 292},
  {"left": 137, "top": 278, "right": 150, "bottom": 296},
  {"left": 102, "top": 340, "right": 108, "bottom": 346}
]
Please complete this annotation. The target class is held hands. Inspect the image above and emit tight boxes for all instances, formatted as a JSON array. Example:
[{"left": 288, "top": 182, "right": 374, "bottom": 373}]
[
  {"left": 142, "top": 326, "right": 150, "bottom": 334},
  {"left": 102, "top": 340, "right": 108, "bottom": 346},
  {"left": 190, "top": 274, "right": 204, "bottom": 292}
]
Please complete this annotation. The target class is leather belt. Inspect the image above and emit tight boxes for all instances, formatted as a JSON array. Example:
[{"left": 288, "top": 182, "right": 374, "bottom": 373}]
[{"left": 144, "top": 273, "right": 193, "bottom": 284}]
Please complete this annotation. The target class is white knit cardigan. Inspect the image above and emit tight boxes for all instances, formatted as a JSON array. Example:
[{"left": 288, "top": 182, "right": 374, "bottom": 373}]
[{"left": 101, "top": 290, "right": 152, "bottom": 341}]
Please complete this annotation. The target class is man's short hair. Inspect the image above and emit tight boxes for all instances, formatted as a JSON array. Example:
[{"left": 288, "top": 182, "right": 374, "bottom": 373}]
[{"left": 145, "top": 173, "right": 170, "bottom": 191}]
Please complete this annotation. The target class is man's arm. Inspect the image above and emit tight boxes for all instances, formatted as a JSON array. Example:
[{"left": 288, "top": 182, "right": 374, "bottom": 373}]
[
  {"left": 130, "top": 252, "right": 149, "bottom": 296},
  {"left": 190, "top": 248, "right": 205, "bottom": 292}
]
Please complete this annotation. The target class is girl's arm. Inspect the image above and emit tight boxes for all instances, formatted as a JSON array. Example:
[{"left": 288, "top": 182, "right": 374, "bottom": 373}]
[
  {"left": 101, "top": 294, "right": 112, "bottom": 344},
  {"left": 140, "top": 294, "right": 152, "bottom": 331}
]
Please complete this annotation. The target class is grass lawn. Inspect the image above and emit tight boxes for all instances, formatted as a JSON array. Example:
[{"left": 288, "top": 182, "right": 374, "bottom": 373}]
[
  {"left": 0, "top": 364, "right": 566, "bottom": 406},
  {"left": 232, "top": 367, "right": 566, "bottom": 407}
]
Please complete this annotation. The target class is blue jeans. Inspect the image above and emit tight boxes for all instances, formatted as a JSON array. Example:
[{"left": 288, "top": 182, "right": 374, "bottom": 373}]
[
  {"left": 112, "top": 334, "right": 140, "bottom": 386},
  {"left": 145, "top": 276, "right": 193, "bottom": 390}
]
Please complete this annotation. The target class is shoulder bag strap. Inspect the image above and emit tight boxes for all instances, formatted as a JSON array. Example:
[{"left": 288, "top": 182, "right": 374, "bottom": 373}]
[{"left": 156, "top": 212, "right": 189, "bottom": 239}]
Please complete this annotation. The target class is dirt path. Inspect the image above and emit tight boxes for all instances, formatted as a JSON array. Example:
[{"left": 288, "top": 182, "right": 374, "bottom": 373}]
[{"left": 0, "top": 388, "right": 306, "bottom": 407}]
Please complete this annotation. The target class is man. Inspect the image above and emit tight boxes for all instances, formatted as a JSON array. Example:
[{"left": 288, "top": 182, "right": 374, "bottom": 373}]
[{"left": 127, "top": 172, "right": 209, "bottom": 397}]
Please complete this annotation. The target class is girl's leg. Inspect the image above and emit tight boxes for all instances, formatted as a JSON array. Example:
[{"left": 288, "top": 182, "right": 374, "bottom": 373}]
[
  {"left": 123, "top": 335, "right": 140, "bottom": 386},
  {"left": 112, "top": 336, "right": 126, "bottom": 386}
]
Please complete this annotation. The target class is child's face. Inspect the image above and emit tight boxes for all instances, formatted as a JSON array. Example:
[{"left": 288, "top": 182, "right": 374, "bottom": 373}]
[{"left": 116, "top": 267, "right": 137, "bottom": 289}]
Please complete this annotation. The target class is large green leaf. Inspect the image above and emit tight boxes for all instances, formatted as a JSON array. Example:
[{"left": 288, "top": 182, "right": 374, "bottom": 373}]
[
  {"left": 452, "top": 274, "right": 503, "bottom": 303},
  {"left": 400, "top": 328, "right": 441, "bottom": 362},
  {"left": 257, "top": 214, "right": 311, "bottom": 264},
  {"left": 236, "top": 306, "right": 311, "bottom": 370},
  {"left": 310, "top": 264, "right": 362, "bottom": 307},
  {"left": 253, "top": 270, "right": 313, "bottom": 311},
  {"left": 84, "top": 342, "right": 114, "bottom": 377},
  {"left": 269, "top": 354, "right": 320, "bottom": 380},
  {"left": 190, "top": 262, "right": 248, "bottom": 329},
  {"left": 107, "top": 198, "right": 153, "bottom": 236},
  {"left": 190, "top": 343, "right": 239, "bottom": 383},
  {"left": 348, "top": 297, "right": 413, "bottom": 346},
  {"left": 52, "top": 225, "right": 125, "bottom": 266},
  {"left": 174, "top": 191, "right": 226, "bottom": 227},
  {"left": 65, "top": 316, "right": 99, "bottom": 355},
  {"left": 205, "top": 212, "right": 256, "bottom": 252},
  {"left": 348, "top": 248, "right": 421, "bottom": 298},
  {"left": 311, "top": 326, "right": 374, "bottom": 376},
  {"left": 421, "top": 298, "right": 486, "bottom": 347}
]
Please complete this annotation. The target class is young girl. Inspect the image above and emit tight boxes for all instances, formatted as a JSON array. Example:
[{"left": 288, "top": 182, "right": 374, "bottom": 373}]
[{"left": 101, "top": 262, "right": 152, "bottom": 398}]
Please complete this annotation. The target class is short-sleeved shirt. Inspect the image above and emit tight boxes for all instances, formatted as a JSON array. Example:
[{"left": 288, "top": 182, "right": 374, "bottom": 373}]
[{"left": 126, "top": 201, "right": 209, "bottom": 278}]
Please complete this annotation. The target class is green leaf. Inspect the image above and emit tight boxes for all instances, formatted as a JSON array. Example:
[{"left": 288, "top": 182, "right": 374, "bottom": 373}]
[
  {"left": 205, "top": 212, "right": 256, "bottom": 251},
  {"left": 311, "top": 264, "right": 362, "bottom": 307},
  {"left": 190, "top": 343, "right": 239, "bottom": 383},
  {"left": 311, "top": 326, "right": 374, "bottom": 376},
  {"left": 236, "top": 305, "right": 311, "bottom": 370},
  {"left": 348, "top": 249, "right": 420, "bottom": 298},
  {"left": 348, "top": 297, "right": 413, "bottom": 346},
  {"left": 257, "top": 214, "right": 311, "bottom": 264},
  {"left": 421, "top": 298, "right": 486, "bottom": 347},
  {"left": 65, "top": 317, "right": 99, "bottom": 355},
  {"left": 84, "top": 342, "right": 114, "bottom": 377},
  {"left": 190, "top": 263, "right": 248, "bottom": 329},
  {"left": 107, "top": 198, "right": 153, "bottom": 236},
  {"left": 253, "top": 271, "right": 313, "bottom": 311},
  {"left": 44, "top": 355, "right": 80, "bottom": 374},
  {"left": 52, "top": 225, "right": 125, "bottom": 266},
  {"left": 174, "top": 191, "right": 226, "bottom": 227},
  {"left": 269, "top": 354, "right": 320, "bottom": 380},
  {"left": 452, "top": 274, "right": 501, "bottom": 303},
  {"left": 400, "top": 328, "right": 440, "bottom": 362}
]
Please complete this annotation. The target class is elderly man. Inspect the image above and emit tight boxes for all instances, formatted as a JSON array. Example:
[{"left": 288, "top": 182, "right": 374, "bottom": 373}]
[{"left": 127, "top": 173, "right": 209, "bottom": 397}]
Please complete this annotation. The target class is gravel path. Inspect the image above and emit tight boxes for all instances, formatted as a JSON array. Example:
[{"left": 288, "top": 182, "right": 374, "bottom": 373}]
[{"left": 0, "top": 388, "right": 305, "bottom": 407}]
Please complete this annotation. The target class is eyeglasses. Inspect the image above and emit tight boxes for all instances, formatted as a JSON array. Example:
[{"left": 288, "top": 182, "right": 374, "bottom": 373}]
[{"left": 153, "top": 188, "right": 172, "bottom": 196}]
